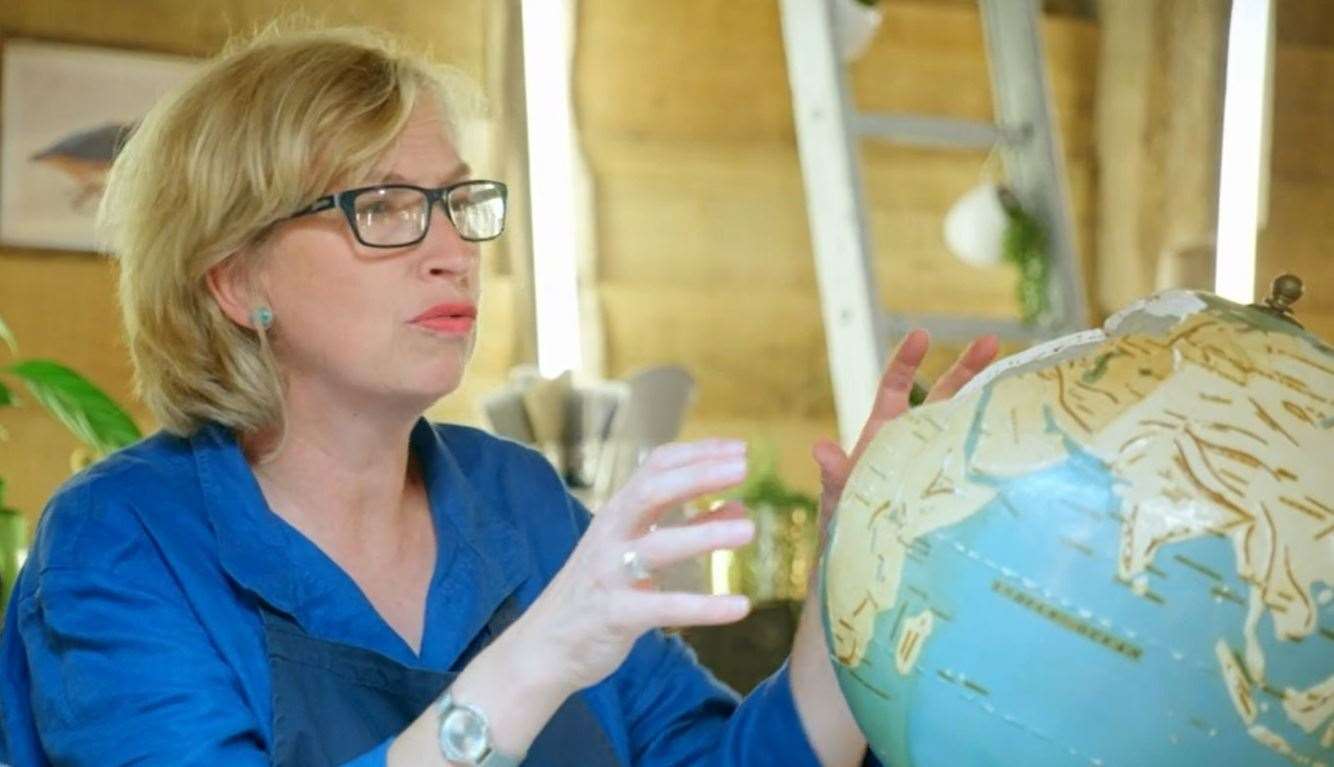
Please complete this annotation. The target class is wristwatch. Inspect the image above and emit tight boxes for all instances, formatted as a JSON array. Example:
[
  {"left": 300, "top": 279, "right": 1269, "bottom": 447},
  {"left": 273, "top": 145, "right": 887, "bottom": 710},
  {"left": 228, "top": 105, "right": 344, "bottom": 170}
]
[{"left": 436, "top": 690, "right": 523, "bottom": 767}]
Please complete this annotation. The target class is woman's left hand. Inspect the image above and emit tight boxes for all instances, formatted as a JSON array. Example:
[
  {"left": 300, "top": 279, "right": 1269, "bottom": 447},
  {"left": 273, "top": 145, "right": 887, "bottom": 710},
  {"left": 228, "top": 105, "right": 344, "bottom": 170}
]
[
  {"left": 810, "top": 330, "right": 999, "bottom": 543},
  {"left": 788, "top": 330, "right": 998, "bottom": 766}
]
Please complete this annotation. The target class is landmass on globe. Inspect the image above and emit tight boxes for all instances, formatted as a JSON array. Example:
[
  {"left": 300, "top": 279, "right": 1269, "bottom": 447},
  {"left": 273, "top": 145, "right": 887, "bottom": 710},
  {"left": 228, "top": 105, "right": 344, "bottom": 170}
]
[{"left": 823, "top": 289, "right": 1333, "bottom": 765}]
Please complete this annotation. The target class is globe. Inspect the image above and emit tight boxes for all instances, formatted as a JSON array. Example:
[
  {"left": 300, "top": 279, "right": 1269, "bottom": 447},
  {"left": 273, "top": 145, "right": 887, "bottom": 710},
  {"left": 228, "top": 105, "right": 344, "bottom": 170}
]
[{"left": 821, "top": 289, "right": 1333, "bottom": 766}]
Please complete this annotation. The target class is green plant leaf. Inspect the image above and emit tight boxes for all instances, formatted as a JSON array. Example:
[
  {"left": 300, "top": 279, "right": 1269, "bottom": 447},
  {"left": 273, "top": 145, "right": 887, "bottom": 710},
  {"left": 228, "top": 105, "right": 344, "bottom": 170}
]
[
  {"left": 730, "top": 441, "right": 819, "bottom": 514},
  {"left": 0, "top": 476, "right": 14, "bottom": 515},
  {"left": 1002, "top": 198, "right": 1051, "bottom": 325},
  {"left": 0, "top": 314, "right": 16, "bottom": 356},
  {"left": 909, "top": 380, "right": 928, "bottom": 407},
  {"left": 0, "top": 377, "right": 12, "bottom": 408},
  {"left": 4, "top": 360, "right": 141, "bottom": 456}
]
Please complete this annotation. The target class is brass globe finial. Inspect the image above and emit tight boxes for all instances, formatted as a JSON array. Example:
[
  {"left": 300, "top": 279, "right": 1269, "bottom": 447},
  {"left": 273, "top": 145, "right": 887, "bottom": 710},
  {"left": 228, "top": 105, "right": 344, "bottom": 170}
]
[
  {"left": 1250, "top": 273, "right": 1305, "bottom": 328},
  {"left": 1269, "top": 274, "right": 1304, "bottom": 310}
]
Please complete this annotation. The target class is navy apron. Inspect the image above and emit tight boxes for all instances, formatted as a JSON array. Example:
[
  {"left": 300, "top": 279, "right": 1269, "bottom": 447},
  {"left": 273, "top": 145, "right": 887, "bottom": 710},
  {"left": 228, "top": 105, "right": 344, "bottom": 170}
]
[{"left": 260, "top": 596, "right": 621, "bottom": 766}]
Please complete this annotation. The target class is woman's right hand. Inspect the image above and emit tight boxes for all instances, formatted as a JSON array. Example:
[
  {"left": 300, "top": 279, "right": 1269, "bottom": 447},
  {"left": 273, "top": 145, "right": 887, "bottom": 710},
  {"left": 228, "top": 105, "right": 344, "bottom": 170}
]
[
  {"left": 389, "top": 440, "right": 757, "bottom": 765},
  {"left": 509, "top": 439, "right": 757, "bottom": 697}
]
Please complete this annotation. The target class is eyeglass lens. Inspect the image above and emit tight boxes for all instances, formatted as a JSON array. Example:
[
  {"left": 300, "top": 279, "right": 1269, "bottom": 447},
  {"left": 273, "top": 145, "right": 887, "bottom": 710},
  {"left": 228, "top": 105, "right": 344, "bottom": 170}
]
[
  {"left": 447, "top": 183, "right": 506, "bottom": 242},
  {"left": 351, "top": 183, "right": 505, "bottom": 246}
]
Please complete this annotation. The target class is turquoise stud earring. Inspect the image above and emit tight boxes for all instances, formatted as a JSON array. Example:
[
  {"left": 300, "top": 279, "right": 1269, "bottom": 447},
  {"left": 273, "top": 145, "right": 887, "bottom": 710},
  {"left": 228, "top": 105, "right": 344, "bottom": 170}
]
[{"left": 253, "top": 307, "right": 274, "bottom": 329}]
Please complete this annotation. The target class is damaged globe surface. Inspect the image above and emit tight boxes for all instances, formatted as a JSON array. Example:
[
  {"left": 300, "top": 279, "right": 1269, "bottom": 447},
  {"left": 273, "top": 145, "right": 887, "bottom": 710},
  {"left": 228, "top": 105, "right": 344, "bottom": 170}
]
[{"left": 822, "top": 290, "right": 1334, "bottom": 766}]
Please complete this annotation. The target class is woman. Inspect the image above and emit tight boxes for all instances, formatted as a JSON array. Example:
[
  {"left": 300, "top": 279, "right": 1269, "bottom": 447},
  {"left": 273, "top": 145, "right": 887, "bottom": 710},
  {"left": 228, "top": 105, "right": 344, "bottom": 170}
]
[{"left": 0, "top": 25, "right": 997, "bottom": 766}]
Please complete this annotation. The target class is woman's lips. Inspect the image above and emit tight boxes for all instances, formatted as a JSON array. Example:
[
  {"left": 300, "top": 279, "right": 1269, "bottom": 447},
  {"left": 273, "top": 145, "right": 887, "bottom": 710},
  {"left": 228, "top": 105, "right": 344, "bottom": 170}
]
[
  {"left": 413, "top": 315, "right": 475, "bottom": 334},
  {"left": 410, "top": 302, "right": 477, "bottom": 335}
]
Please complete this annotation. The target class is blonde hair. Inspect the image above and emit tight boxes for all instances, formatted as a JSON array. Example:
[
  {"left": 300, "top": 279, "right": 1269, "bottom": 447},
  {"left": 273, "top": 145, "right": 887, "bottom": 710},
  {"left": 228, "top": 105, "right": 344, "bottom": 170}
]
[{"left": 101, "top": 23, "right": 480, "bottom": 437}]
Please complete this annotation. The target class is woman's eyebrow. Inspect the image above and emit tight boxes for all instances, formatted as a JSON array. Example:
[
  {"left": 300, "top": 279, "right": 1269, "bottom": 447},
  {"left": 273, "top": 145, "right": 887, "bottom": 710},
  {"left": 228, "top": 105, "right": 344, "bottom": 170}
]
[{"left": 376, "top": 164, "right": 473, "bottom": 186}]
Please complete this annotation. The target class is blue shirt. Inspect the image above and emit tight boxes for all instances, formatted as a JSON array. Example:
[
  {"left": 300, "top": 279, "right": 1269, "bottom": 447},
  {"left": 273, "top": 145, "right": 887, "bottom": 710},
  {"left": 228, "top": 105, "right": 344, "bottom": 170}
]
[{"left": 0, "top": 420, "right": 822, "bottom": 766}]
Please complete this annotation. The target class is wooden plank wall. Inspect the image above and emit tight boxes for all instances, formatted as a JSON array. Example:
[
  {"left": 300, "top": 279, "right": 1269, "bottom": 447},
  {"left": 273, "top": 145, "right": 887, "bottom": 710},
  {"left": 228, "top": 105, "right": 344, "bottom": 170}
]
[
  {"left": 1093, "top": 0, "right": 1333, "bottom": 340},
  {"left": 577, "top": 0, "right": 1099, "bottom": 492},
  {"left": 3, "top": 0, "right": 1327, "bottom": 523},
  {"left": 0, "top": 0, "right": 512, "bottom": 526},
  {"left": 1257, "top": 40, "right": 1334, "bottom": 338}
]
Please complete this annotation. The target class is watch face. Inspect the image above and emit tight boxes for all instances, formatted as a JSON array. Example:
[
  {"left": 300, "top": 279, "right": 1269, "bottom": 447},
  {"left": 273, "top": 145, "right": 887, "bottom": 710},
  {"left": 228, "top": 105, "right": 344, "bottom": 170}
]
[{"left": 441, "top": 705, "right": 489, "bottom": 762}]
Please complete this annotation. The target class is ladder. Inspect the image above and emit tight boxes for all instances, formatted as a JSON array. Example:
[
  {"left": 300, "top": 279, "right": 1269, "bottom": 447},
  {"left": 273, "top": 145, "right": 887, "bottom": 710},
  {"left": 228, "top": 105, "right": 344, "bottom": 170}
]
[{"left": 779, "top": 0, "right": 1088, "bottom": 446}]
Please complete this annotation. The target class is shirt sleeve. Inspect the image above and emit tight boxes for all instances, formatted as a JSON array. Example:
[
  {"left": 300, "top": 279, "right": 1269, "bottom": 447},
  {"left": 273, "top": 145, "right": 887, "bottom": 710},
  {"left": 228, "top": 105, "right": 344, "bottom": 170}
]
[
  {"left": 19, "top": 566, "right": 401, "bottom": 767},
  {"left": 16, "top": 565, "right": 271, "bottom": 766},
  {"left": 613, "top": 627, "right": 823, "bottom": 767}
]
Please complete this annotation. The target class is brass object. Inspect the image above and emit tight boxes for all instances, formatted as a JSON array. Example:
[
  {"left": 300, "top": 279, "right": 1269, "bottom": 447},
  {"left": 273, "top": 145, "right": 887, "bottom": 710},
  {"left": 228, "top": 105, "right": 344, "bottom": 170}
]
[
  {"left": 1249, "top": 273, "right": 1305, "bottom": 329},
  {"left": 729, "top": 504, "right": 819, "bottom": 604}
]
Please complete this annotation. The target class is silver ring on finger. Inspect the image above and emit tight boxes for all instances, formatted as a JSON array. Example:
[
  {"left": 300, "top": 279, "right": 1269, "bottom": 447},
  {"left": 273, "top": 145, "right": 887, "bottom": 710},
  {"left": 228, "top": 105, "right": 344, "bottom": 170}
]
[{"left": 621, "top": 548, "right": 653, "bottom": 582}]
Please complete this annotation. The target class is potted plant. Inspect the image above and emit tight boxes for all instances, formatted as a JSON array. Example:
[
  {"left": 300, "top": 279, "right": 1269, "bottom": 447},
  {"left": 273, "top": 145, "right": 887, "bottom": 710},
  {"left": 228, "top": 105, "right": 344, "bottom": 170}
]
[
  {"left": 724, "top": 443, "right": 821, "bottom": 605},
  {"left": 943, "top": 183, "right": 1053, "bottom": 325},
  {"left": 0, "top": 313, "right": 141, "bottom": 612}
]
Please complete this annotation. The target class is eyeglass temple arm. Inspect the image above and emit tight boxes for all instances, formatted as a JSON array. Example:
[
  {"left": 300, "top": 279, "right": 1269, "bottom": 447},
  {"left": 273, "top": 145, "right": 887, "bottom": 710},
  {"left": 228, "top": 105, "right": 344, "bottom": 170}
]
[{"left": 289, "top": 195, "right": 338, "bottom": 219}]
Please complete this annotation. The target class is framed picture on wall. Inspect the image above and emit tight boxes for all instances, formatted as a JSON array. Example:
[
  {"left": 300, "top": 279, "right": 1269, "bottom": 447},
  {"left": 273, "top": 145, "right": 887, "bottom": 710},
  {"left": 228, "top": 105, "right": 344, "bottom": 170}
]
[{"left": 0, "top": 39, "right": 197, "bottom": 252}]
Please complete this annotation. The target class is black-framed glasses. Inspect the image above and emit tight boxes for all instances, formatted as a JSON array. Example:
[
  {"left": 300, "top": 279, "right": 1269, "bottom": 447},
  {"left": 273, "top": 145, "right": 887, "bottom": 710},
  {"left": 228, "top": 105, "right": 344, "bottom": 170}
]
[{"left": 289, "top": 180, "right": 508, "bottom": 248}]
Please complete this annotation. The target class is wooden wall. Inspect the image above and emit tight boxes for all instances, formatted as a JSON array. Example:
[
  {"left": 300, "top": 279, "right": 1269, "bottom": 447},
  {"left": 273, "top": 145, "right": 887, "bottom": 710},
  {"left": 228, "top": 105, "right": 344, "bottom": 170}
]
[
  {"left": 1092, "top": 0, "right": 1333, "bottom": 340},
  {"left": 577, "top": 0, "right": 1099, "bottom": 492},
  {"left": 2, "top": 0, "right": 1329, "bottom": 528},
  {"left": 0, "top": 0, "right": 512, "bottom": 527},
  {"left": 1257, "top": 33, "right": 1334, "bottom": 338}
]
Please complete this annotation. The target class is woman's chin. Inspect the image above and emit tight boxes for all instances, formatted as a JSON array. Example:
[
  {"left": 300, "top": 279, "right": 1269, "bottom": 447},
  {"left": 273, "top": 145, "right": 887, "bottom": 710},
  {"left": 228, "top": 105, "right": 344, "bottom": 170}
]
[
  {"left": 404, "top": 369, "right": 466, "bottom": 408},
  {"left": 379, "top": 387, "right": 459, "bottom": 423},
  {"left": 339, "top": 356, "right": 470, "bottom": 416}
]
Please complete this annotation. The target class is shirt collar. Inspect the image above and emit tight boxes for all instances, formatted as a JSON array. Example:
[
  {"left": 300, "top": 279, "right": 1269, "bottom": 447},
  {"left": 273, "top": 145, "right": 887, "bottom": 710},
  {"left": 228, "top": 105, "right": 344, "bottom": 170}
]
[{"left": 192, "top": 419, "right": 532, "bottom": 664}]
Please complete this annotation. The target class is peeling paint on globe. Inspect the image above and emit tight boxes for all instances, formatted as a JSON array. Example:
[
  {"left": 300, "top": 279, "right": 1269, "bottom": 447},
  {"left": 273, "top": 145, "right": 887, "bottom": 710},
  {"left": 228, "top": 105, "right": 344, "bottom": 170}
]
[{"left": 822, "top": 290, "right": 1334, "bottom": 766}]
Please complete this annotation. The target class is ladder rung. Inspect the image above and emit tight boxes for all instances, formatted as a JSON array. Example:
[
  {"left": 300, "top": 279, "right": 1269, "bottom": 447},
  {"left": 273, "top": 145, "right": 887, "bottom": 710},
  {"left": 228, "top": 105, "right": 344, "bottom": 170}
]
[{"left": 852, "top": 112, "right": 1024, "bottom": 150}]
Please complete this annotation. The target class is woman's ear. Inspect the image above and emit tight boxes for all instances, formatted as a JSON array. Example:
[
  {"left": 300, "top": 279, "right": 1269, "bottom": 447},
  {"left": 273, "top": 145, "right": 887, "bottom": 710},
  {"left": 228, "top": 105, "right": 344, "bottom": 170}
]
[{"left": 206, "top": 255, "right": 261, "bottom": 329}]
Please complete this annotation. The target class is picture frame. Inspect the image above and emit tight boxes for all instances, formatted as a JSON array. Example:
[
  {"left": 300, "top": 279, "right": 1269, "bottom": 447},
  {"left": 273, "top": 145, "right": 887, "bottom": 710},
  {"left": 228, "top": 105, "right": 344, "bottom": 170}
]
[{"left": 0, "top": 38, "right": 198, "bottom": 252}]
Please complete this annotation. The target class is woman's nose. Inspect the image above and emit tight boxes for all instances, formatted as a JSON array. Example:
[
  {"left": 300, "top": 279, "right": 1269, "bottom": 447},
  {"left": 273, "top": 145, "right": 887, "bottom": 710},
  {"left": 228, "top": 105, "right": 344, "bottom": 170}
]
[{"left": 419, "top": 202, "right": 478, "bottom": 275}]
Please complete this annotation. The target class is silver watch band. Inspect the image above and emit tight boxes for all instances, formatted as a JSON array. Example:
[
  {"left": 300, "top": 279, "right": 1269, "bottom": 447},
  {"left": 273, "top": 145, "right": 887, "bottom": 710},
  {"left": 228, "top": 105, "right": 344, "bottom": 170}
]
[{"left": 479, "top": 749, "right": 523, "bottom": 767}]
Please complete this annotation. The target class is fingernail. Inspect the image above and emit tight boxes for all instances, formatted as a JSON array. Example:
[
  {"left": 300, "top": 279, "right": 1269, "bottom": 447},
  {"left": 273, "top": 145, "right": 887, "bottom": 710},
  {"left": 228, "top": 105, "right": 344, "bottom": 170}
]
[
  {"left": 722, "top": 518, "right": 755, "bottom": 539},
  {"left": 722, "top": 458, "right": 748, "bottom": 480}
]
